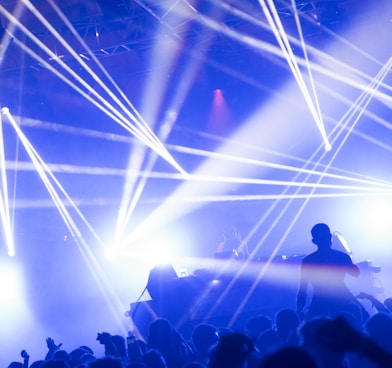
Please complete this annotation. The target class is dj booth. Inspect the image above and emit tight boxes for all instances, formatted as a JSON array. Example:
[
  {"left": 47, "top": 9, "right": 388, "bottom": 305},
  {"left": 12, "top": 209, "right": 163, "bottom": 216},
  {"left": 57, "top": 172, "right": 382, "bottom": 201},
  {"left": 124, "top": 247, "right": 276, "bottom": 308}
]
[
  {"left": 128, "top": 257, "right": 302, "bottom": 339},
  {"left": 128, "top": 258, "right": 382, "bottom": 340}
]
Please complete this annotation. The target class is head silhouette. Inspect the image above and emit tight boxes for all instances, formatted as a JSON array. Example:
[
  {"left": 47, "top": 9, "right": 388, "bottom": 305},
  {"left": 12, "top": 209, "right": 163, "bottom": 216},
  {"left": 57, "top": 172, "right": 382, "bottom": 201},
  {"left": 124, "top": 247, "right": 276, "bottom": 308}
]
[
  {"left": 223, "top": 224, "right": 239, "bottom": 241},
  {"left": 311, "top": 223, "right": 332, "bottom": 248}
]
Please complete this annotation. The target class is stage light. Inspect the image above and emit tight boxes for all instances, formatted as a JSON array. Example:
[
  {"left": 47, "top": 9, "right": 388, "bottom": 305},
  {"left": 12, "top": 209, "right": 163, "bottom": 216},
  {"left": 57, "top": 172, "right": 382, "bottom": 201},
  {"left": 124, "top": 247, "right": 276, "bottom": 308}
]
[
  {"left": 147, "top": 241, "right": 174, "bottom": 267},
  {"left": 364, "top": 199, "right": 392, "bottom": 234},
  {"left": 0, "top": 266, "right": 19, "bottom": 302},
  {"left": 104, "top": 246, "right": 120, "bottom": 260},
  {"left": 332, "top": 231, "right": 352, "bottom": 256}
]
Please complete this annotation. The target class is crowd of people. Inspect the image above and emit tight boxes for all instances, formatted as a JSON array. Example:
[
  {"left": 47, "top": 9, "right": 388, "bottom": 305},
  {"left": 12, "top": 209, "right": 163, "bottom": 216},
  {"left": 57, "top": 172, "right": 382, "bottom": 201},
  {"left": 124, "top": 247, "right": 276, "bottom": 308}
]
[{"left": 6, "top": 224, "right": 392, "bottom": 368}]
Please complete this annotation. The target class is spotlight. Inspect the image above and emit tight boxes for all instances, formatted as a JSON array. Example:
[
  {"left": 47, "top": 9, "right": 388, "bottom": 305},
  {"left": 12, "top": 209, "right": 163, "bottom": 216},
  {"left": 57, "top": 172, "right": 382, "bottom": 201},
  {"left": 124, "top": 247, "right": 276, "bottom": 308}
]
[{"left": 324, "top": 142, "right": 332, "bottom": 152}]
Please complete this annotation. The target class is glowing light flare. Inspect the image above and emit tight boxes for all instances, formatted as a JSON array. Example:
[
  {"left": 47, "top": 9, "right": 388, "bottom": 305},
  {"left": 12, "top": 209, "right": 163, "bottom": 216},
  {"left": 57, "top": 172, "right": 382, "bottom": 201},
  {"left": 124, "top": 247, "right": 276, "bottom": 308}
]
[
  {"left": 114, "top": 236, "right": 177, "bottom": 270},
  {"left": 147, "top": 243, "right": 174, "bottom": 267},
  {"left": 104, "top": 246, "right": 121, "bottom": 260},
  {"left": 0, "top": 268, "right": 19, "bottom": 301},
  {"left": 363, "top": 200, "right": 392, "bottom": 234},
  {"left": 0, "top": 260, "right": 25, "bottom": 304}
]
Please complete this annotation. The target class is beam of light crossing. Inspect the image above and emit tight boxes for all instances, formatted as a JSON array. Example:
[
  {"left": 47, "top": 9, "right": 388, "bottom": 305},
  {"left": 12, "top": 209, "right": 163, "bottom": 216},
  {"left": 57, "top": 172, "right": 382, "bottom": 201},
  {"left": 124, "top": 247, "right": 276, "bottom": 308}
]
[
  {"left": 45, "top": 0, "right": 175, "bottom": 161},
  {"left": 9, "top": 34, "right": 187, "bottom": 180},
  {"left": 137, "top": 0, "right": 392, "bottom": 143},
  {"left": 219, "top": 56, "right": 392, "bottom": 321},
  {"left": 169, "top": 145, "right": 392, "bottom": 189},
  {"left": 249, "top": 55, "right": 392, "bottom": 260},
  {"left": 113, "top": 22, "right": 186, "bottom": 245},
  {"left": 8, "top": 190, "right": 392, "bottom": 210},
  {"left": 172, "top": 125, "right": 392, "bottom": 182},
  {"left": 290, "top": 0, "right": 326, "bottom": 149},
  {"left": 0, "top": 13, "right": 159, "bottom": 155},
  {"left": 184, "top": 0, "right": 392, "bottom": 106},
  {"left": 20, "top": 0, "right": 165, "bottom": 149},
  {"left": 1, "top": 2, "right": 185, "bottom": 175},
  {"left": 2, "top": 110, "right": 105, "bottom": 247},
  {"left": 0, "top": 109, "right": 14, "bottom": 256},
  {"left": 248, "top": 55, "right": 392, "bottom": 259},
  {"left": 6, "top": 158, "right": 392, "bottom": 193},
  {"left": 114, "top": 14, "right": 226, "bottom": 245},
  {"left": 7, "top": 117, "right": 392, "bottom": 186},
  {"left": 207, "top": 0, "right": 385, "bottom": 67},
  {"left": 258, "top": 0, "right": 330, "bottom": 149},
  {"left": 208, "top": 0, "right": 392, "bottom": 94},
  {"left": 4, "top": 109, "right": 129, "bottom": 334}
]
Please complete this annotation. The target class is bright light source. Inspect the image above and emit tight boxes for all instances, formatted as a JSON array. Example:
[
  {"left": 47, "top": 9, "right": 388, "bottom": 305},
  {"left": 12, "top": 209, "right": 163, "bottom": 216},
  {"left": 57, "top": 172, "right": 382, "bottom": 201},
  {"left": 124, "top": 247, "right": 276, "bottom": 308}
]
[
  {"left": 332, "top": 231, "right": 352, "bottom": 256},
  {"left": 104, "top": 246, "right": 120, "bottom": 260},
  {"left": 324, "top": 142, "right": 332, "bottom": 152},
  {"left": 364, "top": 200, "right": 392, "bottom": 233},
  {"left": 148, "top": 241, "right": 173, "bottom": 266},
  {"left": 0, "top": 268, "right": 19, "bottom": 302}
]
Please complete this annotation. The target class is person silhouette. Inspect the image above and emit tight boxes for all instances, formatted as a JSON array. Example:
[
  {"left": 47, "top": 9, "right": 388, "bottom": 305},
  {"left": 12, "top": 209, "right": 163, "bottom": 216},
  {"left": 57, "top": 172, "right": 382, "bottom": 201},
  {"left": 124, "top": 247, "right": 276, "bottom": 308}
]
[
  {"left": 215, "top": 224, "right": 249, "bottom": 260},
  {"left": 296, "top": 223, "right": 367, "bottom": 322}
]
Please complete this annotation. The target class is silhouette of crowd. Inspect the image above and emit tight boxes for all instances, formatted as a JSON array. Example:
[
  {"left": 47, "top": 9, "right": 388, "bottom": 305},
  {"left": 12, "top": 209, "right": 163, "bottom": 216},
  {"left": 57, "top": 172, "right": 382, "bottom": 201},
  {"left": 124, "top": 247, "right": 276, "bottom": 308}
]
[{"left": 7, "top": 224, "right": 392, "bottom": 368}]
